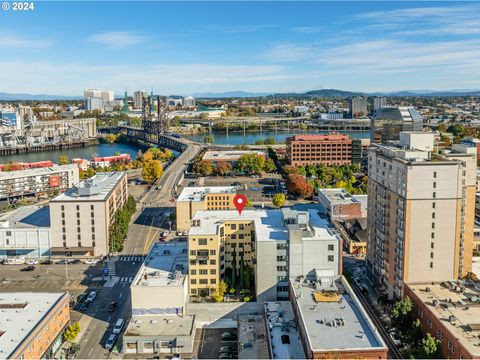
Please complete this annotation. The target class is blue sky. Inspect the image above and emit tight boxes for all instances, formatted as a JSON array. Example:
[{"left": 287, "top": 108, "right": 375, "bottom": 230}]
[{"left": 1, "top": 1, "right": 480, "bottom": 95}]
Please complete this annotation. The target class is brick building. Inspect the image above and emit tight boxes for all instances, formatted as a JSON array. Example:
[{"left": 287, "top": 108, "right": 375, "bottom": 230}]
[{"left": 286, "top": 133, "right": 361, "bottom": 166}]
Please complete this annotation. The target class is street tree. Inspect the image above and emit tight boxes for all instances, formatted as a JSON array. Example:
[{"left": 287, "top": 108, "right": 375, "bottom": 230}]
[
  {"left": 286, "top": 174, "right": 313, "bottom": 198},
  {"left": 263, "top": 158, "right": 276, "bottom": 173},
  {"left": 58, "top": 155, "right": 69, "bottom": 165},
  {"left": 193, "top": 160, "right": 213, "bottom": 176},
  {"left": 272, "top": 193, "right": 286, "bottom": 207},
  {"left": 236, "top": 153, "right": 265, "bottom": 175},
  {"left": 142, "top": 160, "right": 163, "bottom": 183}
]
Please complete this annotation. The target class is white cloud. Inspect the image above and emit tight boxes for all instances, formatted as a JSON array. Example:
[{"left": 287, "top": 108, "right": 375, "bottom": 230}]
[
  {"left": 0, "top": 32, "right": 52, "bottom": 48},
  {"left": 291, "top": 27, "right": 325, "bottom": 34},
  {"left": 88, "top": 31, "right": 148, "bottom": 48}
]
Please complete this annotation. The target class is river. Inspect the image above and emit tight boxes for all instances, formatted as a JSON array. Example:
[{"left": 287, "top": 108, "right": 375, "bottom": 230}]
[
  {"left": 1, "top": 130, "right": 370, "bottom": 163},
  {"left": 185, "top": 130, "right": 370, "bottom": 145},
  {"left": 0, "top": 142, "right": 143, "bottom": 164}
]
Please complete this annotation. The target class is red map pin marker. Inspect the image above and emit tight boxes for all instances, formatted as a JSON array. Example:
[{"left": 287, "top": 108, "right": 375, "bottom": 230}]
[{"left": 233, "top": 194, "right": 247, "bottom": 215}]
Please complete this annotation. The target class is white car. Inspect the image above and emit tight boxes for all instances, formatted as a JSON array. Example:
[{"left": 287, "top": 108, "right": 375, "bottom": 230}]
[
  {"left": 105, "top": 334, "right": 117, "bottom": 350},
  {"left": 389, "top": 331, "right": 402, "bottom": 347},
  {"left": 161, "top": 231, "right": 169, "bottom": 238},
  {"left": 26, "top": 259, "right": 39, "bottom": 265},
  {"left": 113, "top": 318, "right": 124, "bottom": 334},
  {"left": 86, "top": 291, "right": 97, "bottom": 302},
  {"left": 83, "top": 259, "right": 98, "bottom": 265}
]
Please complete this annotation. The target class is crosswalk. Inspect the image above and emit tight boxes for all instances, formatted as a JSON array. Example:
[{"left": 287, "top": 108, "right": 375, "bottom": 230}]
[
  {"left": 106, "top": 261, "right": 116, "bottom": 277},
  {"left": 119, "top": 256, "right": 145, "bottom": 262},
  {"left": 119, "top": 276, "right": 134, "bottom": 283}
]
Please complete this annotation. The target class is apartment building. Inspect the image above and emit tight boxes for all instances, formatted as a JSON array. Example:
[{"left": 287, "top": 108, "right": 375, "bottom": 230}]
[
  {"left": 286, "top": 133, "right": 362, "bottom": 166},
  {"left": 0, "top": 292, "right": 70, "bottom": 359},
  {"left": 367, "top": 132, "right": 476, "bottom": 299},
  {"left": 188, "top": 208, "right": 341, "bottom": 302},
  {"left": 370, "top": 106, "right": 423, "bottom": 143},
  {"left": 0, "top": 164, "right": 79, "bottom": 201},
  {"left": 176, "top": 186, "right": 237, "bottom": 231},
  {"left": 50, "top": 172, "right": 128, "bottom": 257}
]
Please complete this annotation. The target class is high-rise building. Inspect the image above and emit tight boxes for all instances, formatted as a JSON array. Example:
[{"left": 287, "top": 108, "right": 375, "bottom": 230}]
[
  {"left": 349, "top": 97, "right": 368, "bottom": 118},
  {"left": 49, "top": 172, "right": 128, "bottom": 257},
  {"left": 367, "top": 132, "right": 476, "bottom": 299},
  {"left": 368, "top": 96, "right": 387, "bottom": 115},
  {"left": 83, "top": 88, "right": 102, "bottom": 99},
  {"left": 370, "top": 106, "right": 423, "bottom": 143},
  {"left": 100, "top": 90, "right": 114, "bottom": 102},
  {"left": 83, "top": 88, "right": 114, "bottom": 111},
  {"left": 85, "top": 97, "right": 103, "bottom": 111},
  {"left": 134, "top": 90, "right": 148, "bottom": 109},
  {"left": 286, "top": 133, "right": 362, "bottom": 166}
]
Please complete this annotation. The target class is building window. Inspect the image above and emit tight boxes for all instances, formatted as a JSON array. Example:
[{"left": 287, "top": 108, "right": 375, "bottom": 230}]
[
  {"left": 431, "top": 232, "right": 435, "bottom": 239},
  {"left": 61, "top": 205, "right": 64, "bottom": 211},
  {"left": 209, "top": 249, "right": 216, "bottom": 255},
  {"left": 90, "top": 205, "right": 94, "bottom": 210},
  {"left": 191, "top": 279, "right": 197, "bottom": 284},
  {"left": 92, "top": 234, "right": 95, "bottom": 240},
  {"left": 190, "top": 260, "right": 196, "bottom": 265},
  {"left": 231, "top": 234, "right": 237, "bottom": 240},
  {"left": 328, "top": 255, "right": 334, "bottom": 262},
  {"left": 239, "top": 234, "right": 244, "bottom": 239},
  {"left": 198, "top": 238, "right": 207, "bottom": 246},
  {"left": 231, "top": 224, "right": 237, "bottom": 230},
  {"left": 239, "top": 224, "right": 244, "bottom": 230},
  {"left": 432, "top": 202, "right": 436, "bottom": 209},
  {"left": 191, "top": 270, "right": 196, "bottom": 275},
  {"left": 91, "top": 212, "right": 94, "bottom": 218},
  {"left": 433, "top": 171, "right": 437, "bottom": 178},
  {"left": 76, "top": 205, "right": 79, "bottom": 211},
  {"left": 199, "top": 279, "right": 208, "bottom": 284},
  {"left": 91, "top": 219, "right": 95, "bottom": 225},
  {"left": 210, "top": 269, "right": 216, "bottom": 275},
  {"left": 430, "top": 262, "right": 433, "bottom": 268},
  {"left": 210, "top": 279, "right": 216, "bottom": 284},
  {"left": 328, "top": 244, "right": 334, "bottom": 251},
  {"left": 190, "top": 250, "right": 196, "bottom": 256},
  {"left": 199, "top": 269, "right": 208, "bottom": 275},
  {"left": 210, "top": 259, "right": 216, "bottom": 265}
]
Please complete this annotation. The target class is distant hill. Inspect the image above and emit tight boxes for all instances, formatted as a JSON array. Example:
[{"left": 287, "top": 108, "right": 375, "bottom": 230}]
[
  {"left": 192, "top": 91, "right": 271, "bottom": 98},
  {"left": 0, "top": 92, "right": 81, "bottom": 101}
]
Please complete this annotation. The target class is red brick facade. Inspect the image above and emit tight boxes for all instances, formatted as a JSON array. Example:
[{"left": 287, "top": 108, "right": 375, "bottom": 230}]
[{"left": 286, "top": 133, "right": 353, "bottom": 166}]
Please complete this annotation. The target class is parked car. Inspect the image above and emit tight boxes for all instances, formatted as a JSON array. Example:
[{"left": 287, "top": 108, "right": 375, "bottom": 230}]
[
  {"left": 56, "top": 259, "right": 71, "bottom": 264},
  {"left": 354, "top": 277, "right": 362, "bottom": 287},
  {"left": 77, "top": 293, "right": 87, "bottom": 303},
  {"left": 71, "top": 259, "right": 81, "bottom": 264},
  {"left": 113, "top": 318, "right": 124, "bottom": 334},
  {"left": 218, "top": 354, "right": 234, "bottom": 359},
  {"left": 20, "top": 265, "right": 35, "bottom": 272},
  {"left": 221, "top": 332, "right": 237, "bottom": 341},
  {"left": 83, "top": 259, "right": 98, "bottom": 265},
  {"left": 161, "top": 231, "right": 169, "bottom": 238},
  {"left": 41, "top": 259, "right": 53, "bottom": 265},
  {"left": 359, "top": 285, "right": 369, "bottom": 295},
  {"left": 107, "top": 301, "right": 117, "bottom": 312},
  {"left": 182, "top": 230, "right": 188, "bottom": 236},
  {"left": 86, "top": 291, "right": 97, "bottom": 302},
  {"left": 219, "top": 346, "right": 236, "bottom": 354},
  {"left": 79, "top": 301, "right": 90, "bottom": 312},
  {"left": 389, "top": 331, "right": 402, "bottom": 347},
  {"left": 26, "top": 259, "right": 38, "bottom": 265},
  {"left": 105, "top": 334, "right": 117, "bottom": 350}
]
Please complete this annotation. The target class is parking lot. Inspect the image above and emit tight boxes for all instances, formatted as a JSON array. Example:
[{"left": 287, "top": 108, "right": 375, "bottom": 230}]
[{"left": 197, "top": 328, "right": 238, "bottom": 359}]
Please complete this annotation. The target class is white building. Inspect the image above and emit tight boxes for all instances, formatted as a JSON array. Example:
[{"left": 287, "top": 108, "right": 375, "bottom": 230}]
[
  {"left": 0, "top": 206, "right": 51, "bottom": 260},
  {"left": 101, "top": 90, "right": 114, "bottom": 102},
  {"left": 183, "top": 96, "right": 195, "bottom": 107}
]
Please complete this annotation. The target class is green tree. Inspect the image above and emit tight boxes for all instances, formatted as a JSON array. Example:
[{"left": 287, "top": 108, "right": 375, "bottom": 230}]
[
  {"left": 447, "top": 123, "right": 464, "bottom": 137},
  {"left": 64, "top": 322, "right": 80, "bottom": 342},
  {"left": 263, "top": 158, "right": 276, "bottom": 173},
  {"left": 272, "top": 193, "right": 286, "bottom": 207},
  {"left": 215, "top": 160, "right": 231, "bottom": 176},
  {"left": 391, "top": 296, "right": 413, "bottom": 335},
  {"left": 204, "top": 135, "right": 215, "bottom": 144},
  {"left": 283, "top": 165, "right": 300, "bottom": 175},
  {"left": 193, "top": 160, "right": 213, "bottom": 176},
  {"left": 236, "top": 154, "right": 265, "bottom": 175},
  {"left": 142, "top": 160, "right": 163, "bottom": 183},
  {"left": 58, "top": 155, "right": 69, "bottom": 165},
  {"left": 417, "top": 333, "right": 443, "bottom": 359}
]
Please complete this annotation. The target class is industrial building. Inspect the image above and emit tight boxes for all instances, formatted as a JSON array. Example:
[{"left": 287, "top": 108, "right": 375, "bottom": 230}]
[
  {"left": 176, "top": 186, "right": 237, "bottom": 231},
  {"left": 318, "top": 188, "right": 366, "bottom": 220},
  {"left": 367, "top": 132, "right": 476, "bottom": 299},
  {"left": 0, "top": 292, "right": 70, "bottom": 359},
  {"left": 49, "top": 172, "right": 128, "bottom": 257},
  {"left": 0, "top": 164, "right": 79, "bottom": 201},
  {"left": 0, "top": 205, "right": 51, "bottom": 260},
  {"left": 286, "top": 133, "right": 362, "bottom": 166},
  {"left": 188, "top": 208, "right": 341, "bottom": 302},
  {"left": 201, "top": 150, "right": 266, "bottom": 165}
]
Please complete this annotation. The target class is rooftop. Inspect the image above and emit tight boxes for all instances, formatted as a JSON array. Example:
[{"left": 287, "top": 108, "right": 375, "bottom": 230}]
[
  {"left": 318, "top": 188, "right": 360, "bottom": 206},
  {"left": 188, "top": 209, "right": 339, "bottom": 242},
  {"left": 287, "top": 133, "right": 351, "bottom": 142},
  {"left": 0, "top": 205, "right": 50, "bottom": 228},
  {"left": 373, "top": 106, "right": 423, "bottom": 122},
  {"left": 0, "top": 292, "right": 67, "bottom": 358},
  {"left": 133, "top": 242, "right": 188, "bottom": 288},
  {"left": 407, "top": 282, "right": 480, "bottom": 357},
  {"left": 177, "top": 186, "right": 237, "bottom": 202},
  {"left": 202, "top": 150, "right": 265, "bottom": 161},
  {"left": 0, "top": 164, "right": 77, "bottom": 180},
  {"left": 125, "top": 314, "right": 195, "bottom": 339},
  {"left": 290, "top": 276, "right": 387, "bottom": 352},
  {"left": 51, "top": 172, "right": 125, "bottom": 202},
  {"left": 238, "top": 315, "right": 269, "bottom": 359},
  {"left": 264, "top": 301, "right": 306, "bottom": 359}
]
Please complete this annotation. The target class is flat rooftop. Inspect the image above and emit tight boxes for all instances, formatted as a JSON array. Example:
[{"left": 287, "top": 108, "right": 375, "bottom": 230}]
[
  {"left": 290, "top": 276, "right": 386, "bottom": 352},
  {"left": 133, "top": 242, "right": 188, "bottom": 288},
  {"left": 189, "top": 209, "right": 339, "bottom": 243},
  {"left": 177, "top": 186, "right": 236, "bottom": 202},
  {"left": 0, "top": 205, "right": 50, "bottom": 228},
  {"left": 51, "top": 172, "right": 124, "bottom": 202},
  {"left": 264, "top": 301, "right": 306, "bottom": 359},
  {"left": 0, "top": 164, "right": 77, "bottom": 180},
  {"left": 202, "top": 150, "right": 265, "bottom": 161},
  {"left": 125, "top": 314, "right": 195, "bottom": 337},
  {"left": 318, "top": 188, "right": 360, "bottom": 205},
  {"left": 0, "top": 292, "right": 67, "bottom": 358},
  {"left": 407, "top": 282, "right": 480, "bottom": 357}
]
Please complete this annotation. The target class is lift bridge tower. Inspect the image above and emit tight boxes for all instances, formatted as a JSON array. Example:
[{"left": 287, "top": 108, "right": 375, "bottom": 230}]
[{"left": 142, "top": 95, "right": 169, "bottom": 143}]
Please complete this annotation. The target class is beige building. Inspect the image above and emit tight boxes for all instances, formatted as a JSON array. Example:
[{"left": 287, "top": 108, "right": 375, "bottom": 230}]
[
  {"left": 50, "top": 172, "right": 128, "bottom": 257},
  {"left": 188, "top": 208, "right": 341, "bottom": 301},
  {"left": 367, "top": 132, "right": 476, "bottom": 299},
  {"left": 176, "top": 186, "right": 237, "bottom": 231}
]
